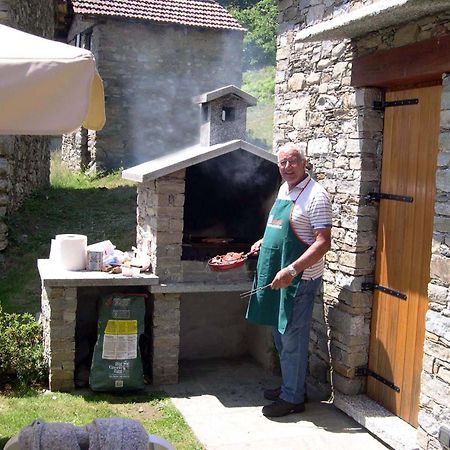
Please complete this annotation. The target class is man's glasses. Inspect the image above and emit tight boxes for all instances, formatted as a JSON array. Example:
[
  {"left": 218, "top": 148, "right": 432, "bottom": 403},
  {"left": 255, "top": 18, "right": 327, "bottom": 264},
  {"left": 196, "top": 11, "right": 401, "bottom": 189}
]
[{"left": 277, "top": 157, "right": 299, "bottom": 167}]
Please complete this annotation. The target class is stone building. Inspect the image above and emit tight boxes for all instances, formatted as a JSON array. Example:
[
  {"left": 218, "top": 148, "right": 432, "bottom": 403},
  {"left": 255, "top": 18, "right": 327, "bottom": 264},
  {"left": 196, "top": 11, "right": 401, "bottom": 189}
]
[
  {"left": 0, "top": 0, "right": 53, "bottom": 250},
  {"left": 274, "top": 0, "right": 450, "bottom": 448},
  {"left": 60, "top": 0, "right": 245, "bottom": 171}
]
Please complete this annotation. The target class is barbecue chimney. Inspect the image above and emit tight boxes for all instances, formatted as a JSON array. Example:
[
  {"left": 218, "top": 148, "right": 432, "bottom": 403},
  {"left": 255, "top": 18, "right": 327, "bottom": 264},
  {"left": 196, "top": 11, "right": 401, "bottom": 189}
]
[{"left": 194, "top": 85, "right": 257, "bottom": 147}]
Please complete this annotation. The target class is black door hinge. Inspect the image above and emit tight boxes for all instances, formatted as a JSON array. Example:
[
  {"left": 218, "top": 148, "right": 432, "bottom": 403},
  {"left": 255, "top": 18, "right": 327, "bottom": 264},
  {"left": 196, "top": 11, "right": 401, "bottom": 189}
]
[
  {"left": 373, "top": 98, "right": 419, "bottom": 111},
  {"left": 365, "top": 192, "right": 413, "bottom": 203},
  {"left": 355, "top": 367, "right": 400, "bottom": 392},
  {"left": 362, "top": 282, "right": 407, "bottom": 300}
]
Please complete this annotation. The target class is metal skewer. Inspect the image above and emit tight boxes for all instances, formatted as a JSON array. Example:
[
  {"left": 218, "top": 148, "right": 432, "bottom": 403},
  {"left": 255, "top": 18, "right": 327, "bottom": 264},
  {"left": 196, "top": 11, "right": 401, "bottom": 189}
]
[{"left": 239, "top": 283, "right": 272, "bottom": 298}]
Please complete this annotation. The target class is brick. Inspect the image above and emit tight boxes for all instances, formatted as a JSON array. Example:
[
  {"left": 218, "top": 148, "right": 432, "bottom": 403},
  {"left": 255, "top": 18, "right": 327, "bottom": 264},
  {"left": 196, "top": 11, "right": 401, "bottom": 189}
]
[
  {"left": 153, "top": 334, "right": 180, "bottom": 346},
  {"left": 431, "top": 255, "right": 450, "bottom": 283},
  {"left": 153, "top": 372, "right": 178, "bottom": 385},
  {"left": 332, "top": 371, "right": 365, "bottom": 395},
  {"left": 288, "top": 73, "right": 305, "bottom": 91},
  {"left": 328, "top": 307, "right": 368, "bottom": 336}
]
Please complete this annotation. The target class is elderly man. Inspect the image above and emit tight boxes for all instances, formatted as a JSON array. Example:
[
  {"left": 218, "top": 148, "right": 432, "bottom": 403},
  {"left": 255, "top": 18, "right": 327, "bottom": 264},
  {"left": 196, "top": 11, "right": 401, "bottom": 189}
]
[{"left": 246, "top": 143, "right": 332, "bottom": 417}]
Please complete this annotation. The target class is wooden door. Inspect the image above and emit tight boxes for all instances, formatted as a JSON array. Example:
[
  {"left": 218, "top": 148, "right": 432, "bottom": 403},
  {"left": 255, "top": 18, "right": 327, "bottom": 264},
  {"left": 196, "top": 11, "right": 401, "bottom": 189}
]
[{"left": 367, "top": 85, "right": 441, "bottom": 426}]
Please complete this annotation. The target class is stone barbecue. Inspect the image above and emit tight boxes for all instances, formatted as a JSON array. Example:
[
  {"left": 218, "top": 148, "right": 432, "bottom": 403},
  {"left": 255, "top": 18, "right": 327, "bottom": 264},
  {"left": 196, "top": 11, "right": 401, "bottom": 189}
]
[{"left": 39, "top": 85, "right": 280, "bottom": 390}]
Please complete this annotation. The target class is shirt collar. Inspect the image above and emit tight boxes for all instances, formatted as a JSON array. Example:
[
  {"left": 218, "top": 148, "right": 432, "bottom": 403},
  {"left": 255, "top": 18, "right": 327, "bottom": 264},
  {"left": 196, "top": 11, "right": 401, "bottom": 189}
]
[{"left": 287, "top": 173, "right": 311, "bottom": 193}]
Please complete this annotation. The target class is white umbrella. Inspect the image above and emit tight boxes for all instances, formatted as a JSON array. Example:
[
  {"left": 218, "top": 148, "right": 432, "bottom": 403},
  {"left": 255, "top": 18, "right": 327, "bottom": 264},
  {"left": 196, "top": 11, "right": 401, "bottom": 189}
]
[{"left": 0, "top": 24, "right": 105, "bottom": 135}]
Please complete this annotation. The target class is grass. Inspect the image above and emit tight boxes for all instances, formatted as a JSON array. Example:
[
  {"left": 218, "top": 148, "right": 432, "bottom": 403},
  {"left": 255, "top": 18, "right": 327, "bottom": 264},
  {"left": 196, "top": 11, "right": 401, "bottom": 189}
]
[
  {"left": 0, "top": 391, "right": 201, "bottom": 449},
  {"left": 247, "top": 103, "right": 274, "bottom": 149},
  {"left": 242, "top": 66, "right": 275, "bottom": 149},
  {"left": 0, "top": 154, "right": 203, "bottom": 449},
  {"left": 0, "top": 154, "right": 137, "bottom": 314}
]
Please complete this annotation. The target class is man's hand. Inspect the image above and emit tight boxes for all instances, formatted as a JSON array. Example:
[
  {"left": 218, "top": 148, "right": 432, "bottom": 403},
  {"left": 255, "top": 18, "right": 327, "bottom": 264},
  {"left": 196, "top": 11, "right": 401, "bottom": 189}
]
[
  {"left": 271, "top": 268, "right": 293, "bottom": 290},
  {"left": 250, "top": 239, "right": 263, "bottom": 255},
  {"left": 270, "top": 228, "right": 331, "bottom": 291}
]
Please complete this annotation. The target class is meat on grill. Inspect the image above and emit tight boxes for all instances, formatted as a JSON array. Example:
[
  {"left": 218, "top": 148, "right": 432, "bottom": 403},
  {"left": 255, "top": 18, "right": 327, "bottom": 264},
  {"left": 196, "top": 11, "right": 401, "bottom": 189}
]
[{"left": 209, "top": 251, "right": 245, "bottom": 265}]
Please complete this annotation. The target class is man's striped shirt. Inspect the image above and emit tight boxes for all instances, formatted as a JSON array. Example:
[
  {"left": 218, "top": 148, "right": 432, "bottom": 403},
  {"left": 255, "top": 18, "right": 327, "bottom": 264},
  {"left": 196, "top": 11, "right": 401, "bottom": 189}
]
[{"left": 277, "top": 174, "right": 332, "bottom": 280}]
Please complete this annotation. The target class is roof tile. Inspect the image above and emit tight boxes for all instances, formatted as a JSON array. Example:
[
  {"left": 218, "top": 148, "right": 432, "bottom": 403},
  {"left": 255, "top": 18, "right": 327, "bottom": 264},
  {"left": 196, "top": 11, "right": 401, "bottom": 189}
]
[{"left": 71, "top": 0, "right": 245, "bottom": 31}]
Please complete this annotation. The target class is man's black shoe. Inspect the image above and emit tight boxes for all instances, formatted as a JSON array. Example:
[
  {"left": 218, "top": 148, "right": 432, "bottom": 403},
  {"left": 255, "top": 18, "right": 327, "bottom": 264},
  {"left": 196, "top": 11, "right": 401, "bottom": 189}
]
[
  {"left": 262, "top": 399, "right": 305, "bottom": 417},
  {"left": 264, "top": 387, "right": 281, "bottom": 401}
]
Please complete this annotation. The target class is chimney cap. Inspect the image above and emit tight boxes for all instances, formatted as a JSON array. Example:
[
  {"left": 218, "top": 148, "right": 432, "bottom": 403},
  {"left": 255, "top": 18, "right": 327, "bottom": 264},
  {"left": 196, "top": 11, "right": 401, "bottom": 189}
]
[{"left": 193, "top": 85, "right": 257, "bottom": 106}]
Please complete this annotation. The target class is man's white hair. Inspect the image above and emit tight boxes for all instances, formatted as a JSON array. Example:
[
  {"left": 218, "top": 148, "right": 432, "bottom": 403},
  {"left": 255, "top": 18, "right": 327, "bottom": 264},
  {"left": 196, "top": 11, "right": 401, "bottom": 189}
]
[{"left": 278, "top": 143, "right": 306, "bottom": 162}]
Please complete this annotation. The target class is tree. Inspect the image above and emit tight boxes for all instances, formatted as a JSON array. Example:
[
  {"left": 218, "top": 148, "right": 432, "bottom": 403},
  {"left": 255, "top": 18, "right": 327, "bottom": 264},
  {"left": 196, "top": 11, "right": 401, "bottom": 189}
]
[
  {"left": 222, "top": 0, "right": 278, "bottom": 69},
  {"left": 218, "top": 0, "right": 258, "bottom": 7}
]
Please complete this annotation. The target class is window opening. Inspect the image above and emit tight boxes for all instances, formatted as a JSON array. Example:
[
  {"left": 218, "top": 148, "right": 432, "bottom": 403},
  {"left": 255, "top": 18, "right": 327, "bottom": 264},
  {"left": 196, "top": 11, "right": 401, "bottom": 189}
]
[{"left": 221, "top": 106, "right": 235, "bottom": 122}]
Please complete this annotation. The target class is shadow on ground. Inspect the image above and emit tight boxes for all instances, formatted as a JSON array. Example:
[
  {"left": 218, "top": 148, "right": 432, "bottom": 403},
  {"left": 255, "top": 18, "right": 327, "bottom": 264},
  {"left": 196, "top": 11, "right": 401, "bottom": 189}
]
[{"left": 156, "top": 357, "right": 389, "bottom": 443}]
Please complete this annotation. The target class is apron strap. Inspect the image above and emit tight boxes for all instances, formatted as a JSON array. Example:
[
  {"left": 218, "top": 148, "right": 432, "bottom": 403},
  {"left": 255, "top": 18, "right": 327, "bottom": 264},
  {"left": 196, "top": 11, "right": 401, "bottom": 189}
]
[{"left": 292, "top": 178, "right": 311, "bottom": 204}]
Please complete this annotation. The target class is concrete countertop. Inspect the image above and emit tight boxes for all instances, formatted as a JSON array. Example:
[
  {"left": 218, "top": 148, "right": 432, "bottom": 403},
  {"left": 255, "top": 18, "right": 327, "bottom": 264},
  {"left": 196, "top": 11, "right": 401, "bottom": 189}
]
[
  {"left": 37, "top": 259, "right": 159, "bottom": 287},
  {"left": 37, "top": 259, "right": 252, "bottom": 293}
]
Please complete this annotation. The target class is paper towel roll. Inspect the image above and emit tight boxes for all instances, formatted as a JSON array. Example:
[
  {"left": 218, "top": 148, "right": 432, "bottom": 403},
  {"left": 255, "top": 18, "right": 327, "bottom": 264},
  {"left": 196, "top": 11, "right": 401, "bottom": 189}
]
[{"left": 54, "top": 234, "right": 87, "bottom": 271}]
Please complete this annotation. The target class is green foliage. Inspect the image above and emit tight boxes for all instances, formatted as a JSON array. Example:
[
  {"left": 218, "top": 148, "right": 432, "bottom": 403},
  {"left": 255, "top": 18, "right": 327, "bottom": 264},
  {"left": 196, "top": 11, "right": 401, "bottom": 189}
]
[
  {"left": 242, "top": 66, "right": 275, "bottom": 104},
  {"left": 228, "top": 0, "right": 278, "bottom": 69},
  {"left": 218, "top": 0, "right": 257, "bottom": 7},
  {"left": 0, "top": 305, "right": 48, "bottom": 390}
]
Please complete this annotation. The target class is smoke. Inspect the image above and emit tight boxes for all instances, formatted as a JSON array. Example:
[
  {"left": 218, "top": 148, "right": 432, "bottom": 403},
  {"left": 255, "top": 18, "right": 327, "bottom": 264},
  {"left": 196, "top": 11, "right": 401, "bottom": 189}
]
[
  {"left": 110, "top": 21, "right": 245, "bottom": 169},
  {"left": 196, "top": 149, "right": 278, "bottom": 189}
]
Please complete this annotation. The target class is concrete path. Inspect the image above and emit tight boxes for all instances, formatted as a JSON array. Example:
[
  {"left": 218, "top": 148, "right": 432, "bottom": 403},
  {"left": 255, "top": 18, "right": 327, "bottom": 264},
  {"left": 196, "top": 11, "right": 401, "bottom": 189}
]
[{"left": 159, "top": 359, "right": 390, "bottom": 450}]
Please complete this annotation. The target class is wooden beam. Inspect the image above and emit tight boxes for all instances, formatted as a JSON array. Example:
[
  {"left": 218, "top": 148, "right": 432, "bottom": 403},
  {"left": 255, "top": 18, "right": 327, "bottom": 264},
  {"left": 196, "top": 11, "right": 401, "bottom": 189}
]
[{"left": 351, "top": 34, "right": 450, "bottom": 88}]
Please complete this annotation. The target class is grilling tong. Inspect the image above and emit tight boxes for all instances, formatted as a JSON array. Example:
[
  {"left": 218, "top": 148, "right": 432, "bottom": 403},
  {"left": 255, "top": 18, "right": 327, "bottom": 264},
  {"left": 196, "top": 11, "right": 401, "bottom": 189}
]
[{"left": 239, "top": 283, "right": 272, "bottom": 299}]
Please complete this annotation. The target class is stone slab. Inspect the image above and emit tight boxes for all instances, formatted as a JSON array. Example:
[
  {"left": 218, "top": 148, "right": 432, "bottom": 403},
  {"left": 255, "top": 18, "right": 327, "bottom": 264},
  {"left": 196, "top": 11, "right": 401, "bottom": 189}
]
[
  {"left": 37, "top": 259, "right": 159, "bottom": 287},
  {"left": 122, "top": 140, "right": 276, "bottom": 183},
  {"left": 334, "top": 392, "right": 418, "bottom": 450},
  {"left": 296, "top": 0, "right": 450, "bottom": 42}
]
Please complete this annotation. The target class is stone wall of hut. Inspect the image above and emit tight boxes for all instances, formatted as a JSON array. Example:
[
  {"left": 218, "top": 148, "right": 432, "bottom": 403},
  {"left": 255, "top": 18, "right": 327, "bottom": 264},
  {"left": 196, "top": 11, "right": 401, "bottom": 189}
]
[
  {"left": 62, "top": 17, "right": 244, "bottom": 171},
  {"left": 0, "top": 0, "right": 52, "bottom": 250},
  {"left": 420, "top": 73, "right": 450, "bottom": 450},
  {"left": 276, "top": 0, "right": 383, "bottom": 398},
  {"left": 276, "top": 1, "right": 450, "bottom": 448}
]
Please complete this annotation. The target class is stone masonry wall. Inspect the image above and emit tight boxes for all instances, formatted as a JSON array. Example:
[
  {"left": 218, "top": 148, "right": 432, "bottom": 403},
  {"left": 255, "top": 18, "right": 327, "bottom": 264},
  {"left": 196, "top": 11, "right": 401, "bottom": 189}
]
[
  {"left": 277, "top": 1, "right": 450, "bottom": 447},
  {"left": 61, "top": 129, "right": 96, "bottom": 172},
  {"left": 353, "top": 11, "right": 450, "bottom": 58},
  {"left": 63, "top": 17, "right": 244, "bottom": 170},
  {"left": 152, "top": 293, "right": 180, "bottom": 384},
  {"left": 41, "top": 285, "right": 77, "bottom": 392},
  {"left": 136, "top": 171, "right": 186, "bottom": 283},
  {"left": 277, "top": 0, "right": 382, "bottom": 396},
  {"left": 61, "top": 17, "right": 99, "bottom": 172},
  {"left": 417, "top": 75, "right": 450, "bottom": 450},
  {"left": 0, "top": 0, "right": 52, "bottom": 250}
]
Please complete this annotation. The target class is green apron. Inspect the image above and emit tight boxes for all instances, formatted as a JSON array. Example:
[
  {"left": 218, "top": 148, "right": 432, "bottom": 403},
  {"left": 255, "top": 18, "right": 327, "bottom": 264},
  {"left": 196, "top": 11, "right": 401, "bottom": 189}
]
[{"left": 246, "top": 184, "right": 310, "bottom": 334}]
